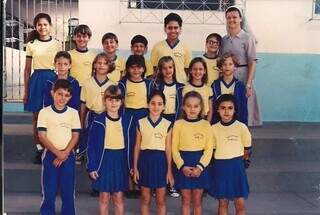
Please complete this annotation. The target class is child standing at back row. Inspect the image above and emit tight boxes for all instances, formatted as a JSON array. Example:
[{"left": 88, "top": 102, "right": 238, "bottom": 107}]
[
  {"left": 69, "top": 24, "right": 96, "bottom": 87},
  {"left": 172, "top": 91, "right": 213, "bottom": 215},
  {"left": 208, "top": 94, "right": 252, "bottom": 215},
  {"left": 43, "top": 51, "right": 81, "bottom": 111},
  {"left": 24, "top": 13, "right": 61, "bottom": 164},
  {"left": 211, "top": 52, "right": 248, "bottom": 125},
  {"left": 37, "top": 79, "right": 81, "bottom": 215},
  {"left": 87, "top": 85, "right": 136, "bottom": 215},
  {"left": 150, "top": 13, "right": 192, "bottom": 84},
  {"left": 102, "top": 32, "right": 126, "bottom": 82},
  {"left": 183, "top": 57, "right": 213, "bottom": 122},
  {"left": 130, "top": 35, "right": 154, "bottom": 78},
  {"left": 133, "top": 90, "right": 174, "bottom": 215},
  {"left": 78, "top": 53, "right": 115, "bottom": 163},
  {"left": 203, "top": 33, "right": 222, "bottom": 86}
]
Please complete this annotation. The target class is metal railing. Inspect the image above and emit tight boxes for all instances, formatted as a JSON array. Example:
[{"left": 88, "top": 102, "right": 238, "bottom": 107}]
[{"left": 3, "top": 0, "right": 79, "bottom": 101}]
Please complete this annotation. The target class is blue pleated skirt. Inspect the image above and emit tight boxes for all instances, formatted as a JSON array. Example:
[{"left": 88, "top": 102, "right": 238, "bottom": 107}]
[
  {"left": 92, "top": 149, "right": 129, "bottom": 192},
  {"left": 24, "top": 69, "right": 56, "bottom": 112},
  {"left": 208, "top": 156, "right": 249, "bottom": 200},
  {"left": 138, "top": 150, "right": 167, "bottom": 189},
  {"left": 174, "top": 151, "right": 209, "bottom": 189}
]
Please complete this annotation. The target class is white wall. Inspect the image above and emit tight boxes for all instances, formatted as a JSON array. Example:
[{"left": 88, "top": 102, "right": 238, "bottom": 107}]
[{"left": 79, "top": 0, "right": 320, "bottom": 54}]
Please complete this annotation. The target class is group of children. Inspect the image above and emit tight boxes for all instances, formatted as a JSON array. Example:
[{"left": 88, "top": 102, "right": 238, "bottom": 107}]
[{"left": 24, "top": 7, "right": 253, "bottom": 215}]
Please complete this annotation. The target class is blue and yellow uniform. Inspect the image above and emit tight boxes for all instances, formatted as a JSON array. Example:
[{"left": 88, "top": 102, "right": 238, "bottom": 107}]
[
  {"left": 43, "top": 75, "right": 81, "bottom": 110},
  {"left": 182, "top": 83, "right": 213, "bottom": 116},
  {"left": 107, "top": 56, "right": 125, "bottom": 82},
  {"left": 68, "top": 48, "right": 96, "bottom": 87},
  {"left": 118, "top": 78, "right": 154, "bottom": 120},
  {"left": 78, "top": 76, "right": 115, "bottom": 154},
  {"left": 203, "top": 54, "right": 220, "bottom": 86},
  {"left": 211, "top": 77, "right": 248, "bottom": 124},
  {"left": 154, "top": 81, "right": 184, "bottom": 123},
  {"left": 87, "top": 112, "right": 136, "bottom": 192},
  {"left": 172, "top": 118, "right": 213, "bottom": 189},
  {"left": 137, "top": 116, "right": 172, "bottom": 188},
  {"left": 150, "top": 39, "right": 192, "bottom": 84},
  {"left": 37, "top": 105, "right": 81, "bottom": 215},
  {"left": 208, "top": 120, "right": 252, "bottom": 199},
  {"left": 24, "top": 37, "right": 61, "bottom": 112}
]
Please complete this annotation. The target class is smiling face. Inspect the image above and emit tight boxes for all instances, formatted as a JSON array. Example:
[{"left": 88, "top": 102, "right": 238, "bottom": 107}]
[
  {"left": 218, "top": 101, "right": 235, "bottom": 123},
  {"left": 105, "top": 97, "right": 122, "bottom": 114},
  {"left": 164, "top": 21, "right": 181, "bottom": 41},
  {"left": 36, "top": 18, "right": 51, "bottom": 39},
  {"left": 161, "top": 60, "right": 175, "bottom": 81},
  {"left": 148, "top": 95, "right": 165, "bottom": 118},
  {"left": 51, "top": 88, "right": 71, "bottom": 110},
  {"left": 206, "top": 37, "right": 220, "bottom": 54},
  {"left": 128, "top": 64, "right": 144, "bottom": 81},
  {"left": 102, "top": 38, "right": 118, "bottom": 54},
  {"left": 190, "top": 61, "right": 206, "bottom": 83},
  {"left": 74, "top": 33, "right": 90, "bottom": 50},
  {"left": 226, "top": 10, "right": 242, "bottom": 30},
  {"left": 183, "top": 96, "right": 202, "bottom": 120},
  {"left": 94, "top": 57, "right": 109, "bottom": 76},
  {"left": 131, "top": 42, "right": 147, "bottom": 55},
  {"left": 55, "top": 57, "right": 71, "bottom": 77}
]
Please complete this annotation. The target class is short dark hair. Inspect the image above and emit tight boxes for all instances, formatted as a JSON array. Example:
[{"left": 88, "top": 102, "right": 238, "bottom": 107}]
[
  {"left": 103, "top": 85, "right": 123, "bottom": 101},
  {"left": 101, "top": 32, "right": 118, "bottom": 44},
  {"left": 27, "top": 13, "right": 52, "bottom": 42},
  {"left": 131, "top": 34, "right": 148, "bottom": 47},
  {"left": 125, "top": 55, "right": 146, "bottom": 78},
  {"left": 217, "top": 52, "right": 239, "bottom": 69},
  {"left": 164, "top": 13, "right": 182, "bottom": 27},
  {"left": 73, "top": 24, "right": 92, "bottom": 38},
  {"left": 225, "top": 6, "right": 242, "bottom": 18},
  {"left": 188, "top": 57, "right": 208, "bottom": 84},
  {"left": 148, "top": 90, "right": 166, "bottom": 105},
  {"left": 54, "top": 51, "right": 72, "bottom": 64},
  {"left": 53, "top": 79, "right": 72, "bottom": 94},
  {"left": 206, "top": 33, "right": 222, "bottom": 44}
]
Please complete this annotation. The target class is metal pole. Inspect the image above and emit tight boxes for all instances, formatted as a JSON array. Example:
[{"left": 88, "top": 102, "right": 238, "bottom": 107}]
[{"left": 3, "top": 0, "right": 7, "bottom": 99}]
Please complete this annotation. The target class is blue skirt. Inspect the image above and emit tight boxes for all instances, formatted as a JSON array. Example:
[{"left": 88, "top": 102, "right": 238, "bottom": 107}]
[
  {"left": 208, "top": 156, "right": 249, "bottom": 200},
  {"left": 174, "top": 151, "right": 209, "bottom": 189},
  {"left": 125, "top": 108, "right": 148, "bottom": 121},
  {"left": 138, "top": 150, "right": 167, "bottom": 189},
  {"left": 24, "top": 69, "right": 56, "bottom": 112},
  {"left": 92, "top": 149, "right": 129, "bottom": 192}
]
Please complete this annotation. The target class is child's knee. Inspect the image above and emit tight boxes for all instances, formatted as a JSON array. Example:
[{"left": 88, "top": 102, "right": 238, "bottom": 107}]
[
  {"left": 235, "top": 198, "right": 245, "bottom": 211},
  {"left": 112, "top": 193, "right": 124, "bottom": 207},
  {"left": 99, "top": 193, "right": 110, "bottom": 205},
  {"left": 219, "top": 199, "right": 229, "bottom": 208},
  {"left": 141, "top": 193, "right": 151, "bottom": 205}
]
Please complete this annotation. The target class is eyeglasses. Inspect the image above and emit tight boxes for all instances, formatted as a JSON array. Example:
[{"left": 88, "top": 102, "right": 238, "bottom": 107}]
[{"left": 207, "top": 40, "right": 219, "bottom": 45}]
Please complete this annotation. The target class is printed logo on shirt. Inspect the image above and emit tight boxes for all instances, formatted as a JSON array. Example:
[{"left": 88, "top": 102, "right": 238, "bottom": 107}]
[
  {"left": 194, "top": 133, "right": 204, "bottom": 140},
  {"left": 169, "top": 94, "right": 176, "bottom": 99},
  {"left": 84, "top": 61, "right": 91, "bottom": 65},
  {"left": 60, "top": 122, "right": 71, "bottom": 129},
  {"left": 226, "top": 135, "right": 239, "bottom": 143},
  {"left": 127, "top": 91, "right": 136, "bottom": 97},
  {"left": 154, "top": 132, "right": 164, "bottom": 140},
  {"left": 174, "top": 52, "right": 183, "bottom": 58}
]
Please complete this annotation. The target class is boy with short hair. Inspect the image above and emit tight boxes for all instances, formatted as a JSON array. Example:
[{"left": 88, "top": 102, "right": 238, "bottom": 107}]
[
  {"left": 130, "top": 34, "right": 154, "bottom": 78},
  {"left": 68, "top": 24, "right": 96, "bottom": 87},
  {"left": 101, "top": 32, "right": 125, "bottom": 82},
  {"left": 38, "top": 79, "right": 81, "bottom": 215},
  {"left": 150, "top": 13, "right": 192, "bottom": 84}
]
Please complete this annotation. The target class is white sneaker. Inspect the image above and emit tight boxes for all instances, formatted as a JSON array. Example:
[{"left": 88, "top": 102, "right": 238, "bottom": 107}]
[{"left": 168, "top": 187, "right": 180, "bottom": 198}]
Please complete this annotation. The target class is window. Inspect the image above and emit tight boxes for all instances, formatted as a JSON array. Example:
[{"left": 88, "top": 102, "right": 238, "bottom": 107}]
[
  {"left": 315, "top": 0, "right": 320, "bottom": 14},
  {"left": 128, "top": 0, "right": 235, "bottom": 11}
]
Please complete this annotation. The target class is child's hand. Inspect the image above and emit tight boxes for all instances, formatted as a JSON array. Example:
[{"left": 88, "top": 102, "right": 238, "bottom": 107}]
[
  {"left": 191, "top": 167, "right": 202, "bottom": 177},
  {"left": 89, "top": 171, "right": 99, "bottom": 180},
  {"left": 129, "top": 168, "right": 134, "bottom": 176},
  {"left": 53, "top": 158, "right": 64, "bottom": 167},
  {"left": 182, "top": 166, "right": 194, "bottom": 177},
  {"left": 166, "top": 171, "right": 175, "bottom": 187},
  {"left": 133, "top": 169, "right": 139, "bottom": 184},
  {"left": 246, "top": 86, "right": 253, "bottom": 98},
  {"left": 56, "top": 150, "right": 68, "bottom": 161},
  {"left": 23, "top": 93, "right": 28, "bottom": 104}
]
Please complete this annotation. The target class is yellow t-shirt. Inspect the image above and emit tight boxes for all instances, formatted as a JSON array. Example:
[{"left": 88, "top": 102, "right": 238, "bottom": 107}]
[
  {"left": 138, "top": 117, "right": 171, "bottom": 151},
  {"left": 37, "top": 106, "right": 81, "bottom": 150},
  {"left": 107, "top": 56, "right": 125, "bottom": 82},
  {"left": 150, "top": 40, "right": 191, "bottom": 83},
  {"left": 80, "top": 77, "right": 115, "bottom": 113},
  {"left": 203, "top": 55, "right": 219, "bottom": 86},
  {"left": 26, "top": 37, "right": 61, "bottom": 70},
  {"left": 172, "top": 119, "right": 213, "bottom": 169},
  {"left": 212, "top": 120, "right": 252, "bottom": 159},
  {"left": 144, "top": 59, "right": 154, "bottom": 78},
  {"left": 163, "top": 83, "right": 177, "bottom": 114},
  {"left": 124, "top": 79, "right": 147, "bottom": 109},
  {"left": 104, "top": 116, "right": 125, "bottom": 149},
  {"left": 182, "top": 83, "right": 213, "bottom": 115},
  {"left": 68, "top": 49, "right": 96, "bottom": 86},
  {"left": 220, "top": 79, "right": 236, "bottom": 95}
]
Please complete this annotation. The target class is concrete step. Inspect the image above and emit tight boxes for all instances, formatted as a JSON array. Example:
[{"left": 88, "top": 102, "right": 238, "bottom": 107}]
[
  {"left": 4, "top": 192, "right": 320, "bottom": 215},
  {"left": 4, "top": 161, "right": 320, "bottom": 193}
]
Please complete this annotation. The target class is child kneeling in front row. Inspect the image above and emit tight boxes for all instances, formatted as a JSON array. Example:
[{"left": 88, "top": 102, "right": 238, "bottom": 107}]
[
  {"left": 87, "top": 85, "right": 136, "bottom": 215},
  {"left": 37, "top": 79, "right": 81, "bottom": 215},
  {"left": 209, "top": 94, "right": 252, "bottom": 215}
]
